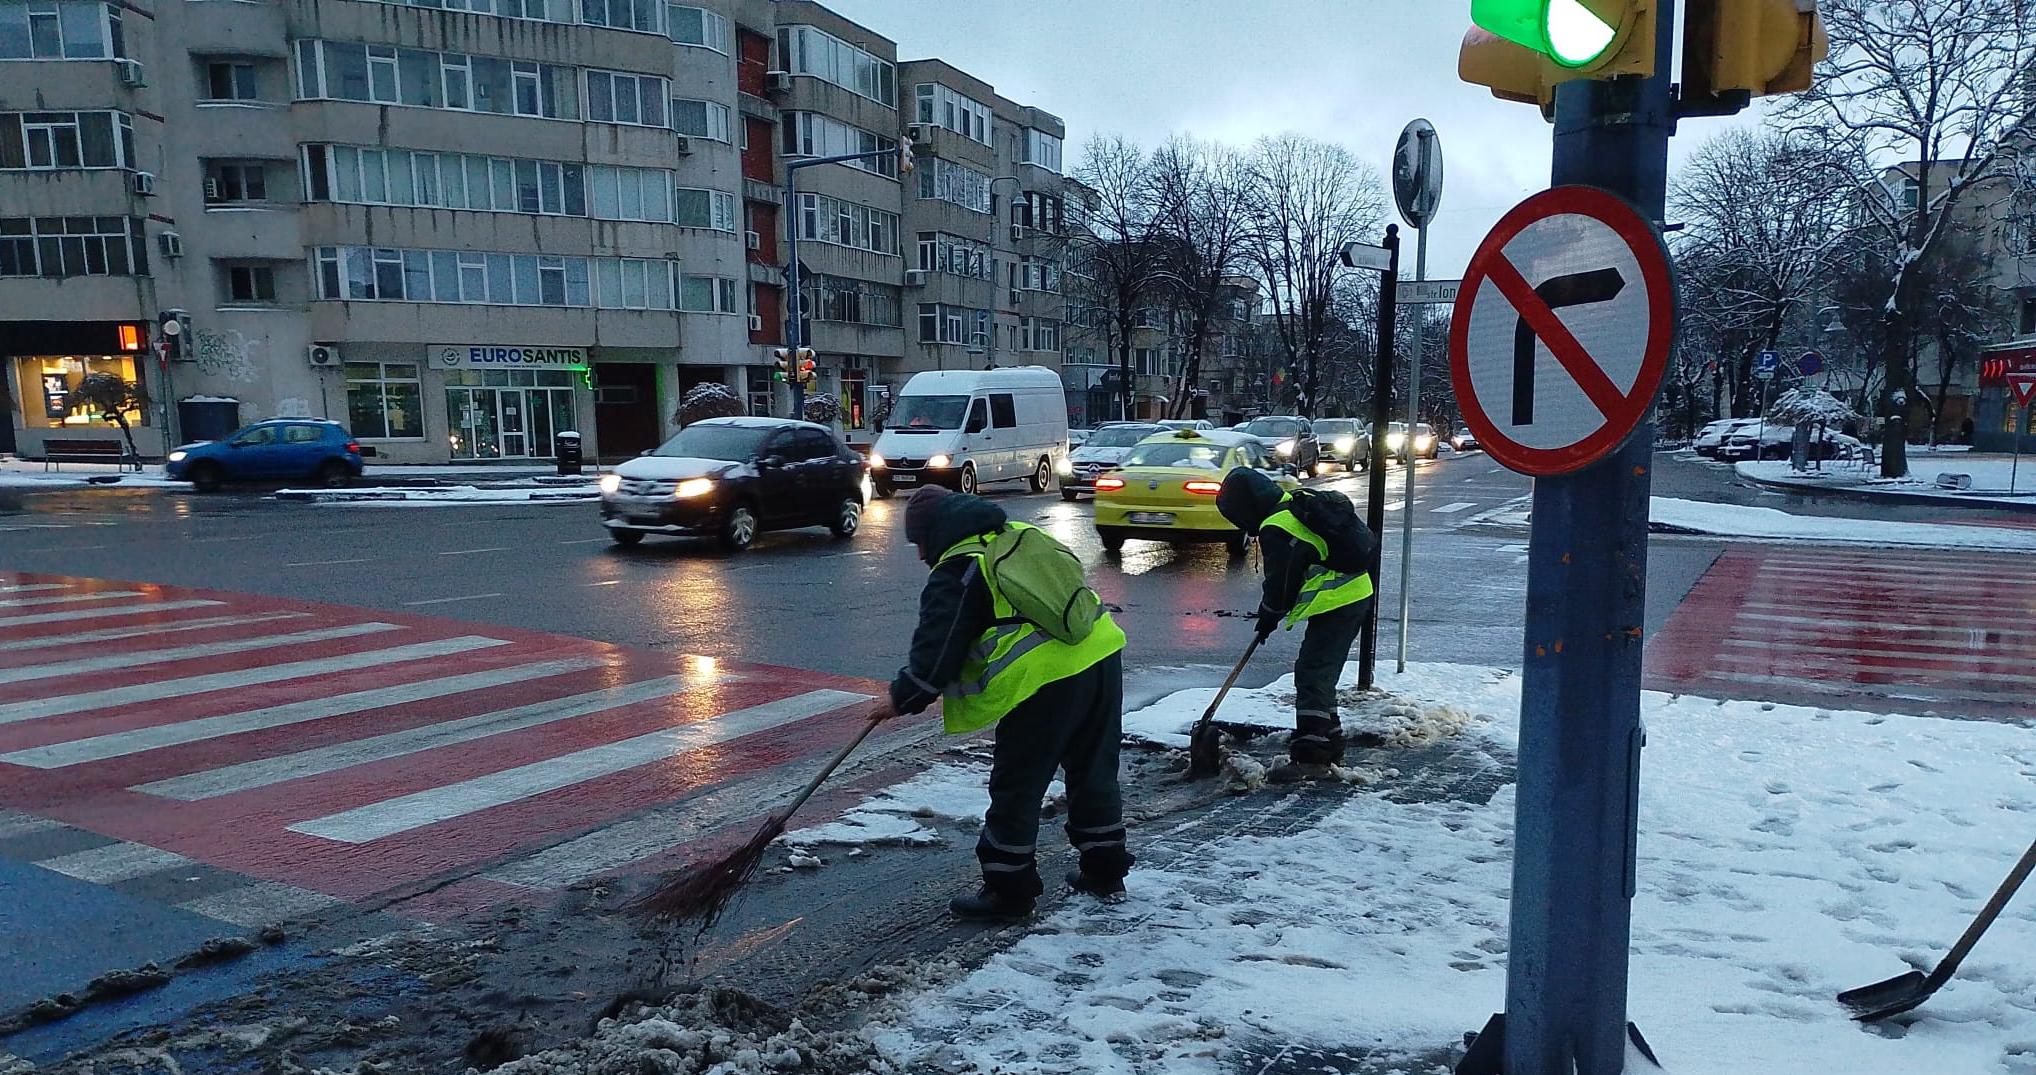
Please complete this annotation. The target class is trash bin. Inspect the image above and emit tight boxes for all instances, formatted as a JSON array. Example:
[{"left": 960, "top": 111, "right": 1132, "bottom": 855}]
[{"left": 554, "top": 430, "right": 583, "bottom": 476}]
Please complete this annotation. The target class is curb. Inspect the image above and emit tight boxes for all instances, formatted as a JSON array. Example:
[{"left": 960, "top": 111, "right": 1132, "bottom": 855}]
[
  {"left": 274, "top": 488, "right": 597, "bottom": 504},
  {"left": 1736, "top": 471, "right": 2036, "bottom": 516}
]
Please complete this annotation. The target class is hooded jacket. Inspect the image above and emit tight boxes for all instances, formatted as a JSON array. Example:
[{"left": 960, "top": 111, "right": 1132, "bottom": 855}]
[
  {"left": 890, "top": 493, "right": 1008, "bottom": 714},
  {"left": 1216, "top": 467, "right": 1316, "bottom": 620}
]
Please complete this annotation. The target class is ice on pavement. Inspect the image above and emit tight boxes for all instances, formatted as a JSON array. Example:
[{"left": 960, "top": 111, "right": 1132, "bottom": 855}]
[
  {"left": 871, "top": 661, "right": 2036, "bottom": 1074},
  {"left": 1120, "top": 660, "right": 1516, "bottom": 750},
  {"left": 784, "top": 763, "right": 1064, "bottom": 849},
  {"left": 1651, "top": 496, "right": 2036, "bottom": 551}
]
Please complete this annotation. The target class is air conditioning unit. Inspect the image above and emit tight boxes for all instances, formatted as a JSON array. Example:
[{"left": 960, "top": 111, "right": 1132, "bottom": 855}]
[
  {"left": 116, "top": 59, "right": 145, "bottom": 86},
  {"left": 744, "top": 229, "right": 761, "bottom": 250},
  {"left": 307, "top": 343, "right": 341, "bottom": 367},
  {"left": 202, "top": 177, "right": 220, "bottom": 202},
  {"left": 1009, "top": 224, "right": 1028, "bottom": 242},
  {"left": 158, "top": 230, "right": 183, "bottom": 258},
  {"left": 674, "top": 136, "right": 693, "bottom": 156},
  {"left": 131, "top": 171, "right": 156, "bottom": 197},
  {"left": 745, "top": 314, "right": 763, "bottom": 331},
  {"left": 766, "top": 71, "right": 791, "bottom": 93},
  {"left": 904, "top": 269, "right": 927, "bottom": 287}
]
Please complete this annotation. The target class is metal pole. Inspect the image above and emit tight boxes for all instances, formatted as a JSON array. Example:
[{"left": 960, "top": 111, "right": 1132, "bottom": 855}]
[
  {"left": 2014, "top": 403, "right": 2026, "bottom": 495},
  {"left": 1396, "top": 224, "right": 1427, "bottom": 672},
  {"left": 1358, "top": 225, "right": 1399, "bottom": 692},
  {"left": 988, "top": 176, "right": 1022, "bottom": 372},
  {"left": 783, "top": 167, "right": 804, "bottom": 420}
]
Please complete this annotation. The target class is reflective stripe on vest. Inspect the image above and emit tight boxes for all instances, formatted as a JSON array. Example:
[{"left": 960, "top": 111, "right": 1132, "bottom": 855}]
[
  {"left": 935, "top": 526, "right": 1127, "bottom": 735},
  {"left": 1260, "top": 506, "right": 1375, "bottom": 628}
]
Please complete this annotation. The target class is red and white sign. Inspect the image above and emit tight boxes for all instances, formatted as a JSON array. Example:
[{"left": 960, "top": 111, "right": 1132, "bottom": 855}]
[
  {"left": 2010, "top": 375, "right": 2036, "bottom": 408},
  {"left": 1449, "top": 186, "right": 1676, "bottom": 477}
]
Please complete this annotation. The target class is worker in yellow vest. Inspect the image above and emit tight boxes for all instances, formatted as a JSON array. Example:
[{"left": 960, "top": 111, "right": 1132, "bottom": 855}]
[
  {"left": 1216, "top": 468, "right": 1377, "bottom": 782},
  {"left": 870, "top": 486, "right": 1132, "bottom": 921}
]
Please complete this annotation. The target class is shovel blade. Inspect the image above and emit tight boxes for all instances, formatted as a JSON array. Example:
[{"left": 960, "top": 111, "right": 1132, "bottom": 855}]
[
  {"left": 1186, "top": 723, "right": 1223, "bottom": 778},
  {"left": 1837, "top": 971, "right": 1930, "bottom": 1022}
]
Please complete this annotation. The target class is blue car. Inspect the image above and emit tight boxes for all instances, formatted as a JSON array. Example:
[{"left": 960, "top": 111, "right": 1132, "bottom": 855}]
[{"left": 166, "top": 419, "right": 363, "bottom": 492}]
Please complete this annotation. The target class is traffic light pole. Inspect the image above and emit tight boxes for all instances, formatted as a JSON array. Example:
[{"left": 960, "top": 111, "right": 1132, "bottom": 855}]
[
  {"left": 1460, "top": 5, "right": 1676, "bottom": 1075},
  {"left": 782, "top": 146, "right": 908, "bottom": 420}
]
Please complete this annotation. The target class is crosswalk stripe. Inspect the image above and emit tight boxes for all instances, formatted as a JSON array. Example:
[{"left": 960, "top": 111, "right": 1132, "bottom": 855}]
[
  {"left": 1431, "top": 502, "right": 1478, "bottom": 514},
  {"left": 177, "top": 881, "right": 341, "bottom": 927},
  {"left": 290, "top": 688, "right": 871, "bottom": 844},
  {"left": 37, "top": 841, "right": 193, "bottom": 883},
  {"left": 2, "top": 655, "right": 584, "bottom": 769},
  {"left": 0, "top": 808, "right": 62, "bottom": 839},
  {"left": 0, "top": 590, "right": 144, "bottom": 609},
  {"left": 1714, "top": 650, "right": 2036, "bottom": 686},
  {"left": 0, "top": 635, "right": 509, "bottom": 728},
  {"left": 0, "top": 622, "right": 400, "bottom": 687},
  {"left": 0, "top": 612, "right": 311, "bottom": 655},
  {"left": 0, "top": 599, "right": 226, "bottom": 628},
  {"left": 0, "top": 584, "right": 69, "bottom": 594},
  {"left": 1734, "top": 611, "right": 2036, "bottom": 637},
  {"left": 134, "top": 661, "right": 662, "bottom": 800}
]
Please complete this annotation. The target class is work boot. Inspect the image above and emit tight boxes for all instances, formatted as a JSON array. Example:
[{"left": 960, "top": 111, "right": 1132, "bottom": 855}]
[
  {"left": 948, "top": 886, "right": 1035, "bottom": 921},
  {"left": 1266, "top": 760, "right": 1333, "bottom": 784},
  {"left": 1065, "top": 869, "right": 1128, "bottom": 902}
]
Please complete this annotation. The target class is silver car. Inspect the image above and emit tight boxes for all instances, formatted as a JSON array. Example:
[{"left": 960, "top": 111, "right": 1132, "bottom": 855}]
[{"left": 1055, "top": 423, "right": 1165, "bottom": 500}]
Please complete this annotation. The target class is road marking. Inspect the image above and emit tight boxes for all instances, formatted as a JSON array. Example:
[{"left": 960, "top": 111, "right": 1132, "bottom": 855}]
[
  {"left": 135, "top": 664, "right": 687, "bottom": 801},
  {"left": 0, "top": 622, "right": 400, "bottom": 687},
  {"left": 178, "top": 881, "right": 341, "bottom": 927},
  {"left": 0, "top": 590, "right": 143, "bottom": 609},
  {"left": 1431, "top": 502, "right": 1478, "bottom": 514},
  {"left": 285, "top": 558, "right": 372, "bottom": 567},
  {"left": 558, "top": 538, "right": 610, "bottom": 545},
  {"left": 402, "top": 593, "right": 505, "bottom": 607},
  {"left": 0, "top": 612, "right": 310, "bottom": 655},
  {"left": 0, "top": 584, "right": 70, "bottom": 594},
  {"left": 3, "top": 653, "right": 567, "bottom": 769},
  {"left": 37, "top": 841, "right": 193, "bottom": 883},
  {"left": 0, "top": 599, "right": 226, "bottom": 628},
  {"left": 0, "top": 809, "right": 63, "bottom": 839},
  {"left": 586, "top": 580, "right": 622, "bottom": 587},
  {"left": 437, "top": 547, "right": 512, "bottom": 556},
  {"left": 1733, "top": 612, "right": 2036, "bottom": 639},
  {"left": 290, "top": 689, "right": 871, "bottom": 844},
  {"left": 1498, "top": 544, "right": 1529, "bottom": 554},
  {"left": 0, "top": 635, "right": 510, "bottom": 727}
]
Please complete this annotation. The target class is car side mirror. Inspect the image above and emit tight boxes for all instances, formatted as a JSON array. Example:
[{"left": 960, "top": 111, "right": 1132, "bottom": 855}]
[{"left": 761, "top": 454, "right": 788, "bottom": 468}]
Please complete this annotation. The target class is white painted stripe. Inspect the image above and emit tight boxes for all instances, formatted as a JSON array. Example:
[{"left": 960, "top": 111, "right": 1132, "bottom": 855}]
[
  {"left": 3, "top": 654, "right": 573, "bottom": 769},
  {"left": 285, "top": 558, "right": 371, "bottom": 567},
  {"left": 1498, "top": 544, "right": 1529, "bottom": 554},
  {"left": 178, "top": 881, "right": 340, "bottom": 927},
  {"left": 437, "top": 547, "right": 511, "bottom": 556},
  {"left": 1714, "top": 651, "right": 2036, "bottom": 686},
  {"left": 0, "top": 590, "right": 143, "bottom": 609},
  {"left": 0, "top": 599, "right": 225, "bottom": 628},
  {"left": 0, "top": 809, "right": 62, "bottom": 839},
  {"left": 135, "top": 660, "right": 646, "bottom": 800},
  {"left": 1734, "top": 611, "right": 2036, "bottom": 637},
  {"left": 291, "top": 688, "right": 871, "bottom": 844},
  {"left": 402, "top": 593, "right": 504, "bottom": 607},
  {"left": 0, "top": 584, "right": 69, "bottom": 594},
  {"left": 1695, "top": 670, "right": 2024, "bottom": 708},
  {"left": 1431, "top": 502, "right": 1477, "bottom": 514},
  {"left": 0, "top": 622, "right": 400, "bottom": 687},
  {"left": 1719, "top": 638, "right": 2036, "bottom": 662},
  {"left": 38, "top": 841, "right": 192, "bottom": 883},
  {"left": 0, "top": 612, "right": 310, "bottom": 655},
  {"left": 0, "top": 635, "right": 508, "bottom": 728}
]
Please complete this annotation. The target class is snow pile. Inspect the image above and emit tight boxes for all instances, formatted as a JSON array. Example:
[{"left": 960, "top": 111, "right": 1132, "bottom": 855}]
[
  {"left": 1738, "top": 457, "right": 2036, "bottom": 501},
  {"left": 277, "top": 485, "right": 599, "bottom": 505},
  {"left": 783, "top": 764, "right": 996, "bottom": 849},
  {"left": 488, "top": 987, "right": 893, "bottom": 1075},
  {"left": 1651, "top": 496, "right": 2036, "bottom": 551},
  {"left": 875, "top": 671, "right": 2036, "bottom": 1074},
  {"left": 1122, "top": 662, "right": 1512, "bottom": 751}
]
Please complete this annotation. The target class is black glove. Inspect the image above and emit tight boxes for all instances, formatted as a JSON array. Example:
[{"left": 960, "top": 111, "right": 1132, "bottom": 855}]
[{"left": 1254, "top": 608, "right": 1282, "bottom": 642}]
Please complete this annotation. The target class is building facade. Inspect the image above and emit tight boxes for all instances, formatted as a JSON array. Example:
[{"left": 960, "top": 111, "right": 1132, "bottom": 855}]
[{"left": 0, "top": 0, "right": 1071, "bottom": 463}]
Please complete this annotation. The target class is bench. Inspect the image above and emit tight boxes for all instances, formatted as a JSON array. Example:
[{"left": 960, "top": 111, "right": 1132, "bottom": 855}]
[{"left": 41, "top": 439, "right": 140, "bottom": 472}]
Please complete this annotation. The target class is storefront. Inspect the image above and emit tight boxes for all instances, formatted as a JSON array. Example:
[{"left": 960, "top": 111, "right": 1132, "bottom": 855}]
[
  {"left": 345, "top": 344, "right": 589, "bottom": 461},
  {"left": 1976, "top": 340, "right": 2036, "bottom": 453},
  {"left": 1, "top": 320, "right": 159, "bottom": 459}
]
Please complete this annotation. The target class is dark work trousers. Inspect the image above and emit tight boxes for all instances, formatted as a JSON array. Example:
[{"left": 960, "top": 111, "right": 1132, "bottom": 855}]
[
  {"left": 1290, "top": 599, "right": 1369, "bottom": 764},
  {"left": 975, "top": 651, "right": 1132, "bottom": 898}
]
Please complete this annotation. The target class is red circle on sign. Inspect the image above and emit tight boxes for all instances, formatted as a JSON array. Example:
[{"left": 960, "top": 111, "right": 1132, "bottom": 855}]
[{"left": 1448, "top": 186, "right": 1676, "bottom": 477}]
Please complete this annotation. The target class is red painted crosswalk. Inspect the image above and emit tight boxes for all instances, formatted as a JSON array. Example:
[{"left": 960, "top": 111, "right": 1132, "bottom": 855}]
[
  {"left": 0, "top": 572, "right": 886, "bottom": 918},
  {"left": 1646, "top": 546, "right": 2036, "bottom": 721}
]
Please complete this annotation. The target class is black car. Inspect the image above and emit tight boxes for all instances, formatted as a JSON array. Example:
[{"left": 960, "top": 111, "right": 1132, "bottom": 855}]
[
  {"left": 1233, "top": 416, "right": 1321, "bottom": 473},
  {"left": 597, "top": 417, "right": 870, "bottom": 551}
]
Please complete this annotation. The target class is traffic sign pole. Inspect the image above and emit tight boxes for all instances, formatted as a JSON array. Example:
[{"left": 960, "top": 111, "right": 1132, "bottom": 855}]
[
  {"left": 1393, "top": 120, "right": 1443, "bottom": 676},
  {"left": 1358, "top": 225, "right": 1400, "bottom": 692}
]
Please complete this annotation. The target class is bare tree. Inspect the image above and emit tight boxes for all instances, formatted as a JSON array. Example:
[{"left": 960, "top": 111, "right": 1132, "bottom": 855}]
[
  {"left": 1067, "top": 135, "right": 1166, "bottom": 422},
  {"left": 1782, "top": 0, "right": 2036, "bottom": 475},
  {"left": 1244, "top": 134, "right": 1388, "bottom": 418},
  {"left": 1147, "top": 138, "right": 1257, "bottom": 418}
]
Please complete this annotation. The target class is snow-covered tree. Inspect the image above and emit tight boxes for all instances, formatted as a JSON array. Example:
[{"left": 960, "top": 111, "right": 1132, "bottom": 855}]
[
  {"left": 801, "top": 393, "right": 840, "bottom": 424},
  {"left": 1768, "top": 387, "right": 1865, "bottom": 427},
  {"left": 676, "top": 382, "right": 742, "bottom": 427}
]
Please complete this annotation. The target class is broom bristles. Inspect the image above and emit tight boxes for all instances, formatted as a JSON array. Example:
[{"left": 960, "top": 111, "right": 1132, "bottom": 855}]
[{"left": 629, "top": 813, "right": 790, "bottom": 930}]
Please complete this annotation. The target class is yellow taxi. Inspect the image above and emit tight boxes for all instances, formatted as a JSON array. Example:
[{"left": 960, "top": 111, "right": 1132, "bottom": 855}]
[{"left": 1091, "top": 428, "right": 1297, "bottom": 556}]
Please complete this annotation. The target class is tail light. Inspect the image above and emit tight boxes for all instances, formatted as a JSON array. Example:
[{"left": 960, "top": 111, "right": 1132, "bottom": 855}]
[
  {"left": 344, "top": 441, "right": 359, "bottom": 454},
  {"left": 1094, "top": 476, "right": 1125, "bottom": 492},
  {"left": 1183, "top": 480, "right": 1222, "bottom": 496}
]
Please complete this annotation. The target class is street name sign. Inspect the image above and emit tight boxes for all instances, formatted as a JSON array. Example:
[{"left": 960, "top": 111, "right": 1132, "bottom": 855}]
[
  {"left": 1448, "top": 185, "right": 1675, "bottom": 477},
  {"left": 1340, "top": 241, "right": 1393, "bottom": 272},
  {"left": 1398, "top": 279, "right": 1463, "bottom": 305}
]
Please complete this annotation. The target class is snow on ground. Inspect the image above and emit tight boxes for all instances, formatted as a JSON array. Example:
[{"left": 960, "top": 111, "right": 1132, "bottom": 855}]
[
  {"left": 1122, "top": 660, "right": 1519, "bottom": 751},
  {"left": 1651, "top": 496, "right": 2036, "bottom": 551},
  {"left": 0, "top": 460, "right": 185, "bottom": 490},
  {"left": 1737, "top": 458, "right": 2036, "bottom": 504},
  {"left": 273, "top": 484, "right": 599, "bottom": 504},
  {"left": 783, "top": 763, "right": 998, "bottom": 848},
  {"left": 870, "top": 662, "right": 2036, "bottom": 1074}
]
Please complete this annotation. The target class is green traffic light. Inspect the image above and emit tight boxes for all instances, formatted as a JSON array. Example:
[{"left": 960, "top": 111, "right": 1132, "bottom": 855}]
[{"left": 1472, "top": 0, "right": 1618, "bottom": 68}]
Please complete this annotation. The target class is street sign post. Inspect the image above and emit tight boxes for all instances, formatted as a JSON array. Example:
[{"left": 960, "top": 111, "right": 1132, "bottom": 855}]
[
  {"left": 2010, "top": 375, "right": 2036, "bottom": 495},
  {"left": 1391, "top": 119, "right": 1445, "bottom": 675},
  {"left": 1448, "top": 185, "right": 1674, "bottom": 477},
  {"left": 1343, "top": 228, "right": 1401, "bottom": 691},
  {"left": 1798, "top": 350, "right": 1823, "bottom": 376},
  {"left": 1397, "top": 279, "right": 1463, "bottom": 305},
  {"left": 1756, "top": 349, "right": 1779, "bottom": 380}
]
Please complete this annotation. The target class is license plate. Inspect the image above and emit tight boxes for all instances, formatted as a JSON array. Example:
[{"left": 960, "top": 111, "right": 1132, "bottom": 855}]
[
  {"left": 892, "top": 474, "right": 919, "bottom": 485},
  {"left": 1127, "top": 512, "right": 1175, "bottom": 525}
]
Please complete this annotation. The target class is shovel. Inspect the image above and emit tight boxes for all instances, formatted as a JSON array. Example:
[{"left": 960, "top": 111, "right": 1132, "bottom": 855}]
[
  {"left": 1187, "top": 634, "right": 1263, "bottom": 778},
  {"left": 1837, "top": 835, "right": 2036, "bottom": 1022}
]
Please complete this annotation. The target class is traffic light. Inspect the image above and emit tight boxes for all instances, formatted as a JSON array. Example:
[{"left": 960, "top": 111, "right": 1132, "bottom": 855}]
[
  {"left": 796, "top": 348, "right": 817, "bottom": 387},
  {"left": 1682, "top": 0, "right": 1827, "bottom": 101},
  {"left": 1460, "top": 0, "right": 1657, "bottom": 107},
  {"left": 772, "top": 347, "right": 792, "bottom": 383}
]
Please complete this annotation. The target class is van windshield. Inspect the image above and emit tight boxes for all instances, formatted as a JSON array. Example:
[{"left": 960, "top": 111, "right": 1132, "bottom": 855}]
[{"left": 889, "top": 395, "right": 970, "bottom": 430}]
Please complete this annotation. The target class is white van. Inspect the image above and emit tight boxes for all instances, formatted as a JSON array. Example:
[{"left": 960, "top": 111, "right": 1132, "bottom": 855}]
[{"left": 871, "top": 367, "right": 1069, "bottom": 497}]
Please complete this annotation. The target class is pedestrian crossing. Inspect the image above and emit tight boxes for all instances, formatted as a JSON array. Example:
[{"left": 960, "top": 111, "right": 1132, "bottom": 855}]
[
  {"left": 0, "top": 572, "right": 882, "bottom": 926},
  {"left": 1646, "top": 546, "right": 2036, "bottom": 721}
]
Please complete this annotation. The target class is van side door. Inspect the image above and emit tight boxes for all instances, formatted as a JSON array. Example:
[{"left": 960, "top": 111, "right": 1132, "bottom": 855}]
[{"left": 987, "top": 392, "right": 1019, "bottom": 479}]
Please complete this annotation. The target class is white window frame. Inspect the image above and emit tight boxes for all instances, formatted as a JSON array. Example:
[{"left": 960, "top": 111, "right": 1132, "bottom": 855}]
[{"left": 665, "top": 3, "right": 728, "bottom": 52}]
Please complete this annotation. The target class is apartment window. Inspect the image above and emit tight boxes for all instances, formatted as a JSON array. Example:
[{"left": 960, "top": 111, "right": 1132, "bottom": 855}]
[
  {"left": 1013, "top": 190, "right": 1066, "bottom": 234},
  {"left": 673, "top": 187, "right": 736, "bottom": 230},
  {"left": 0, "top": 0, "right": 120, "bottom": 60},
  {"left": 665, "top": 4, "right": 728, "bottom": 52},
  {"left": 795, "top": 193, "right": 899, "bottom": 255},
  {"left": 917, "top": 158, "right": 991, "bottom": 213},
  {"left": 1015, "top": 256, "right": 1061, "bottom": 293},
  {"left": 313, "top": 244, "right": 649, "bottom": 310},
  {"left": 204, "top": 161, "right": 268, "bottom": 203},
  {"left": 345, "top": 362, "right": 423, "bottom": 440},
  {"left": 916, "top": 303, "right": 986, "bottom": 345},
  {"left": 355, "top": 0, "right": 573, "bottom": 22},
  {"left": 806, "top": 275, "right": 900, "bottom": 327},
  {"left": 586, "top": 69, "right": 668, "bottom": 127},
  {"left": 679, "top": 275, "right": 738, "bottom": 313},
  {"left": 0, "top": 110, "right": 130, "bottom": 170},
  {"left": 587, "top": 164, "right": 670, "bottom": 221},
  {"left": 223, "top": 263, "right": 276, "bottom": 303},
  {"left": 295, "top": 40, "right": 577, "bottom": 121},
  {"left": 307, "top": 145, "right": 632, "bottom": 220},
  {"left": 204, "top": 61, "right": 259, "bottom": 101},
  {"left": 913, "top": 83, "right": 991, "bottom": 145},
  {"left": 774, "top": 25, "right": 894, "bottom": 106},
  {"left": 1022, "top": 128, "right": 1063, "bottom": 173},
  {"left": 670, "top": 98, "right": 731, "bottom": 141},
  {"left": 915, "top": 231, "right": 990, "bottom": 279},
  {"left": 781, "top": 112, "right": 896, "bottom": 178},
  {"left": 1018, "top": 317, "right": 1061, "bottom": 352},
  {"left": 581, "top": 0, "right": 661, "bottom": 33},
  {"left": 2021, "top": 297, "right": 2036, "bottom": 337},
  {"left": 0, "top": 216, "right": 145, "bottom": 277}
]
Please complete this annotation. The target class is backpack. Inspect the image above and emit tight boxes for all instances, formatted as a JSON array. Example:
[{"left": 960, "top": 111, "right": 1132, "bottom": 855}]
[
  {"left": 1285, "top": 489, "right": 1378, "bottom": 575},
  {"left": 979, "top": 525, "right": 1103, "bottom": 645}
]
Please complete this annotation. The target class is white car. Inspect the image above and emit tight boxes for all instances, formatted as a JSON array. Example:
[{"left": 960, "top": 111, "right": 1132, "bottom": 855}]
[
  {"left": 1693, "top": 419, "right": 1759, "bottom": 457},
  {"left": 1055, "top": 422, "right": 1165, "bottom": 500}
]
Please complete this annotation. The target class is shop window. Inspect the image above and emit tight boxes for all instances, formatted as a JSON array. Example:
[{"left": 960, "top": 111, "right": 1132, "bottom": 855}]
[
  {"left": 11, "top": 354, "right": 142, "bottom": 429},
  {"left": 344, "top": 361, "right": 423, "bottom": 439}
]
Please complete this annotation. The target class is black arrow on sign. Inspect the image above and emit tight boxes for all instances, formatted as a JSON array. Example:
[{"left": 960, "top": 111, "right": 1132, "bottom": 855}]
[{"left": 1513, "top": 267, "right": 1627, "bottom": 426}]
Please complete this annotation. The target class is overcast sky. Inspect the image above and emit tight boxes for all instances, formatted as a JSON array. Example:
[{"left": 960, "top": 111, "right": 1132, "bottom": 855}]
[{"left": 826, "top": 0, "right": 1765, "bottom": 278}]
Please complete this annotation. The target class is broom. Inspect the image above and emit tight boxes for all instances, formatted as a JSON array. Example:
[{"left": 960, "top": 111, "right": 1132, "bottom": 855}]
[{"left": 630, "top": 713, "right": 883, "bottom": 929}]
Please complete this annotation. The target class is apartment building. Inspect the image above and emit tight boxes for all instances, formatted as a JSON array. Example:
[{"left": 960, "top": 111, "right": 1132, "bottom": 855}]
[{"left": 0, "top": 0, "right": 1072, "bottom": 463}]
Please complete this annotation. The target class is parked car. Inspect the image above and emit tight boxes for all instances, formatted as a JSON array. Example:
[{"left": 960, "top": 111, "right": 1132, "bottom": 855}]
[
  {"left": 166, "top": 419, "right": 363, "bottom": 492},
  {"left": 1232, "top": 416, "right": 1321, "bottom": 473},
  {"left": 1155, "top": 419, "right": 1215, "bottom": 432},
  {"left": 1092, "top": 429, "right": 1297, "bottom": 556},
  {"left": 1717, "top": 425, "right": 1866, "bottom": 463},
  {"left": 1385, "top": 421, "right": 1439, "bottom": 461},
  {"left": 598, "top": 417, "right": 869, "bottom": 551},
  {"left": 1067, "top": 428, "right": 1094, "bottom": 449},
  {"left": 1312, "top": 418, "right": 1371, "bottom": 471},
  {"left": 1056, "top": 422, "right": 1166, "bottom": 500},
  {"left": 869, "top": 366, "right": 1068, "bottom": 497},
  {"left": 1693, "top": 418, "right": 1760, "bottom": 457},
  {"left": 1449, "top": 427, "right": 1479, "bottom": 452}
]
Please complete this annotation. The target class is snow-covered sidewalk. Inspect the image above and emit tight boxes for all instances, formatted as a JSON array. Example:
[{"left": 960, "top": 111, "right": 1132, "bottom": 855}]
[
  {"left": 1651, "top": 496, "right": 2036, "bottom": 550},
  {"left": 1735, "top": 457, "right": 2036, "bottom": 509},
  {"left": 0, "top": 459, "right": 185, "bottom": 491},
  {"left": 271, "top": 483, "right": 600, "bottom": 504}
]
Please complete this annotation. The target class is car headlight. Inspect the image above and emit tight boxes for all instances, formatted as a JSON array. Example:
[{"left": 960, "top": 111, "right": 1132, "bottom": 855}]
[
  {"left": 868, "top": 452, "right": 886, "bottom": 469},
  {"left": 1334, "top": 437, "right": 1355, "bottom": 453},
  {"left": 1055, "top": 459, "right": 1074, "bottom": 476},
  {"left": 167, "top": 450, "right": 187, "bottom": 463},
  {"left": 1386, "top": 433, "right": 1406, "bottom": 450},
  {"left": 1276, "top": 440, "right": 1296, "bottom": 457},
  {"left": 927, "top": 454, "right": 952, "bottom": 468},
  {"left": 674, "top": 478, "right": 715, "bottom": 499},
  {"left": 598, "top": 473, "right": 622, "bottom": 494}
]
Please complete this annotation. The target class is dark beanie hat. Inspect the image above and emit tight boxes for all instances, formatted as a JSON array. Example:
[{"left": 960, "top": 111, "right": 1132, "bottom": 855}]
[{"left": 904, "top": 484, "right": 954, "bottom": 547}]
